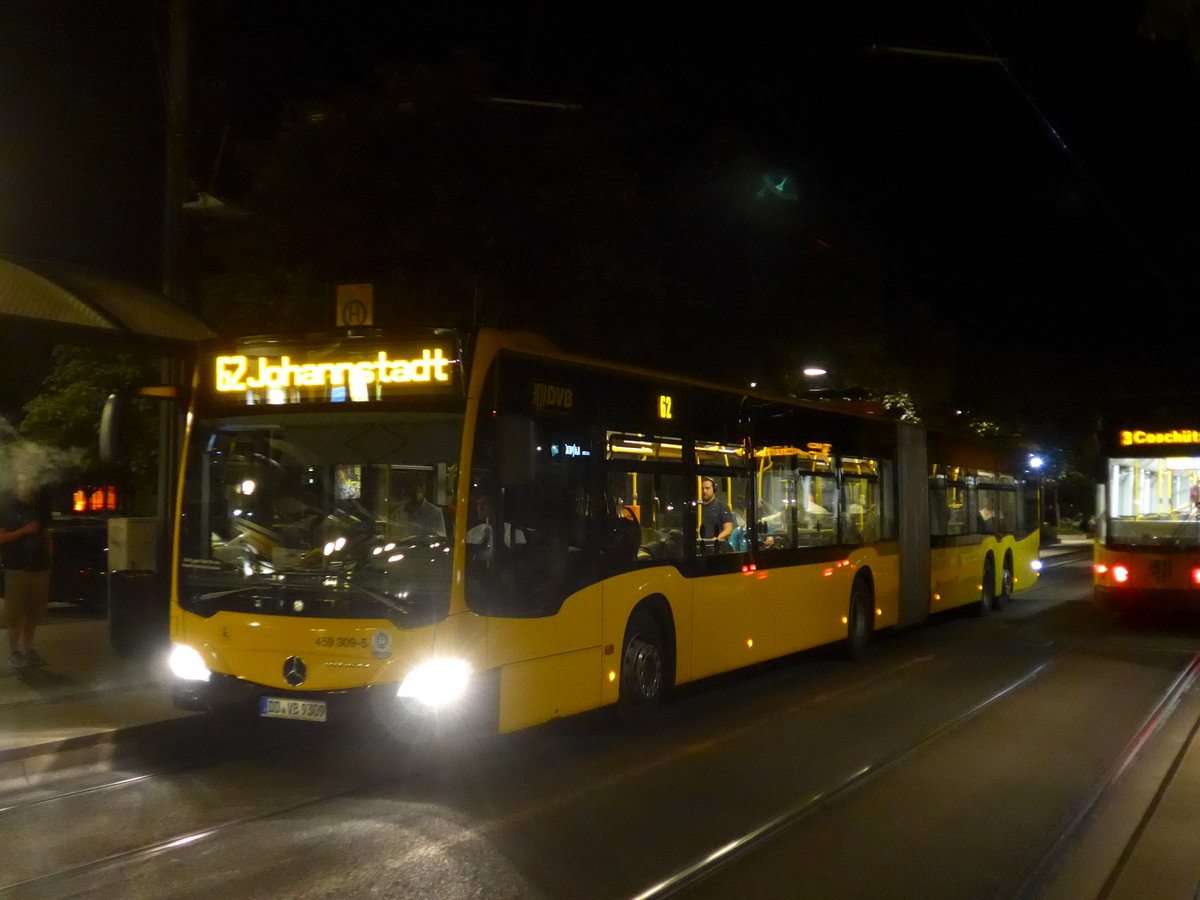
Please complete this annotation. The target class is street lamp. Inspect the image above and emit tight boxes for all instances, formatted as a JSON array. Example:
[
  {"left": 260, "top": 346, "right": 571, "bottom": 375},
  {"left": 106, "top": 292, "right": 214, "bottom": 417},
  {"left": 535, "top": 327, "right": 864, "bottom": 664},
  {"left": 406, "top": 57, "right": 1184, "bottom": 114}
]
[{"left": 802, "top": 366, "right": 828, "bottom": 393}]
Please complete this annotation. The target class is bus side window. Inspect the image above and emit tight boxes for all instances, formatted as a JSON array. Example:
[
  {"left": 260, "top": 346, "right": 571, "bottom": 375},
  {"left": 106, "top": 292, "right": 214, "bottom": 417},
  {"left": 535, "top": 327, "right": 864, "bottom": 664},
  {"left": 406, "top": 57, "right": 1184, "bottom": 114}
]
[
  {"left": 930, "top": 477, "right": 967, "bottom": 536},
  {"left": 975, "top": 486, "right": 997, "bottom": 534},
  {"left": 841, "top": 476, "right": 878, "bottom": 545},
  {"left": 757, "top": 465, "right": 794, "bottom": 550},
  {"left": 466, "top": 417, "right": 592, "bottom": 616},
  {"left": 607, "top": 469, "right": 687, "bottom": 569},
  {"left": 996, "top": 487, "right": 1017, "bottom": 534},
  {"left": 796, "top": 472, "right": 837, "bottom": 548}
]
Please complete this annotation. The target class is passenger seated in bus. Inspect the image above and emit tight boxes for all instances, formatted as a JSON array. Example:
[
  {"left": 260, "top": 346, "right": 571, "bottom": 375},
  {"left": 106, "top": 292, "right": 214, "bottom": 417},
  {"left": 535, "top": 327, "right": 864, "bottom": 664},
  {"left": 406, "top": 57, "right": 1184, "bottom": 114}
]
[
  {"left": 729, "top": 511, "right": 749, "bottom": 551},
  {"left": 390, "top": 472, "right": 446, "bottom": 539},
  {"left": 603, "top": 506, "right": 642, "bottom": 568},
  {"left": 642, "top": 528, "right": 685, "bottom": 561},
  {"left": 796, "top": 495, "right": 831, "bottom": 533},
  {"left": 699, "top": 476, "right": 734, "bottom": 553},
  {"left": 756, "top": 501, "right": 786, "bottom": 549}
]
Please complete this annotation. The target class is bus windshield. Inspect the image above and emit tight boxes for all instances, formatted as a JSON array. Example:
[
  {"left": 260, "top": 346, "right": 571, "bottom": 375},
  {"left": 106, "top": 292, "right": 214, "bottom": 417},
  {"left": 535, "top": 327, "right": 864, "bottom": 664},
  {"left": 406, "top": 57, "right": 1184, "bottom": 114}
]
[
  {"left": 178, "top": 410, "right": 464, "bottom": 627},
  {"left": 1105, "top": 456, "right": 1200, "bottom": 547}
]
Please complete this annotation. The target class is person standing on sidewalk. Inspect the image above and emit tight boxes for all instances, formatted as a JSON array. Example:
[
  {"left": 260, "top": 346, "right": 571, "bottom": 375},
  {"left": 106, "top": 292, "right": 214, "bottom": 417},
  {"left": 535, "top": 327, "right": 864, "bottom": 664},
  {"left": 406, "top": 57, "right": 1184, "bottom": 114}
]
[{"left": 0, "top": 471, "right": 52, "bottom": 669}]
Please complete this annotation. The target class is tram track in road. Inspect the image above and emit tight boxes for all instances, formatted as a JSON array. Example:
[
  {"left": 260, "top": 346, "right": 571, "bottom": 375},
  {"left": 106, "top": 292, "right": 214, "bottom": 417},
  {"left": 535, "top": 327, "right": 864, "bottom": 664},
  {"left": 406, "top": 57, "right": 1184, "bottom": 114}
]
[
  {"left": 0, "top": 726, "right": 459, "bottom": 897},
  {"left": 628, "top": 653, "right": 1067, "bottom": 899},
  {"left": 1015, "top": 650, "right": 1200, "bottom": 900},
  {"left": 628, "top": 616, "right": 1196, "bottom": 900},
  {"left": 0, "top": 772, "right": 381, "bottom": 897},
  {"left": 0, "top": 714, "right": 295, "bottom": 815}
]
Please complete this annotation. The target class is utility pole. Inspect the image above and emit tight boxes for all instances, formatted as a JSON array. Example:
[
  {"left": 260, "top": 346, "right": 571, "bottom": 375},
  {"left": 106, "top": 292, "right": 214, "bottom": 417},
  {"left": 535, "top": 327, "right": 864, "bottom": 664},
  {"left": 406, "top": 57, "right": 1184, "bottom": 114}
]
[
  {"left": 159, "top": 0, "right": 189, "bottom": 569},
  {"left": 163, "top": 0, "right": 188, "bottom": 305}
]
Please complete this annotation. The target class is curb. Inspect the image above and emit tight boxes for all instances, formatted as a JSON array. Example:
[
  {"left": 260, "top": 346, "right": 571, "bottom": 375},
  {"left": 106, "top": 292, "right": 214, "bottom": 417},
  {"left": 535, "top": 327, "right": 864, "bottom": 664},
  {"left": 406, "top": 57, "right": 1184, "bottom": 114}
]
[{"left": 0, "top": 712, "right": 203, "bottom": 797}]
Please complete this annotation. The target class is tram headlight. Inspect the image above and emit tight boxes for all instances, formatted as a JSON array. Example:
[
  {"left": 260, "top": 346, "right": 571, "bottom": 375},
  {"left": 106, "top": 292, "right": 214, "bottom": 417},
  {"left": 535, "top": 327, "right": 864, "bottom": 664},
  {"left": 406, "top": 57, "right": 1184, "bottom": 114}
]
[
  {"left": 168, "top": 643, "right": 211, "bottom": 682},
  {"left": 397, "top": 658, "right": 473, "bottom": 709}
]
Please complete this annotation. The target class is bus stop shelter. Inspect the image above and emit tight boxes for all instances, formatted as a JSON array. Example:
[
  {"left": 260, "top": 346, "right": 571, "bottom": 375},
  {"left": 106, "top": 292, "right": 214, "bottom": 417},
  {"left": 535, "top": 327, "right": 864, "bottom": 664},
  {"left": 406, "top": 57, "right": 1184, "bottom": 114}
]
[
  {"left": 0, "top": 254, "right": 215, "bottom": 655},
  {"left": 0, "top": 255, "right": 215, "bottom": 347}
]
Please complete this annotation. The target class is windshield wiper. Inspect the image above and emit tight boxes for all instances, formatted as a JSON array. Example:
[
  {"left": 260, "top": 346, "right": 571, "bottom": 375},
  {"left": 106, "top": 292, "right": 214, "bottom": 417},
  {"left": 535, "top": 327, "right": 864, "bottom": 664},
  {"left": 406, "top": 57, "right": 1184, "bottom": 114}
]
[
  {"left": 341, "top": 582, "right": 413, "bottom": 615},
  {"left": 198, "top": 578, "right": 411, "bottom": 616}
]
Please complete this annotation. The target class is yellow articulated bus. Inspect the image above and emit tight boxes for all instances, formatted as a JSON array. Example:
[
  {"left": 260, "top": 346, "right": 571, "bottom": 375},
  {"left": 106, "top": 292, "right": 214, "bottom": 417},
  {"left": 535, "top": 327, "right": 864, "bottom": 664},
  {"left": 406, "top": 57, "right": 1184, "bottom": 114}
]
[
  {"left": 128, "top": 327, "right": 1039, "bottom": 734},
  {"left": 1094, "top": 408, "right": 1200, "bottom": 615}
]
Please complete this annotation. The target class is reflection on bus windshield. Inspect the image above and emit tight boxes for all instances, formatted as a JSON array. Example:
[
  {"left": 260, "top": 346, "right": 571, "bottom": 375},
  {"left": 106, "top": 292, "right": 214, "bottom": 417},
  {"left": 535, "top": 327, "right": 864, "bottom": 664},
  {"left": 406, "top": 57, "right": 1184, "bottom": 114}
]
[{"left": 179, "top": 414, "right": 462, "bottom": 623}]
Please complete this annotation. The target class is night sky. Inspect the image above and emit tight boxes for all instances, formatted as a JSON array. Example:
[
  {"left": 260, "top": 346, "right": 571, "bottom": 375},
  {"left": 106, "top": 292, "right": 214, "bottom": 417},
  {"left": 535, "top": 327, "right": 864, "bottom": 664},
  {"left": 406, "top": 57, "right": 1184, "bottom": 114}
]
[{"left": 2, "top": 1, "right": 1198, "bottom": 448}]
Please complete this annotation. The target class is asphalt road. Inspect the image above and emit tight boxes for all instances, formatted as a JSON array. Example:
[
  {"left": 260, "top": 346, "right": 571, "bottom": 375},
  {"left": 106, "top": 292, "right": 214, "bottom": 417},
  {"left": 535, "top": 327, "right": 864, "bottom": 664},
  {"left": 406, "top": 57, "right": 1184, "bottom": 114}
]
[{"left": 5, "top": 550, "right": 1198, "bottom": 899}]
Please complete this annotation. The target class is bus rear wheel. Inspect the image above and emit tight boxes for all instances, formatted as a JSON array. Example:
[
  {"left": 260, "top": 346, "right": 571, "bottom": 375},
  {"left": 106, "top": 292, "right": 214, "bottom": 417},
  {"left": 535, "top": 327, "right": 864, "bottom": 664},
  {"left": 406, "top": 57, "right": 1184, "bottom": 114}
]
[
  {"left": 997, "top": 556, "right": 1014, "bottom": 609},
  {"left": 975, "top": 558, "right": 996, "bottom": 617},
  {"left": 621, "top": 608, "right": 667, "bottom": 707},
  {"left": 844, "top": 577, "right": 874, "bottom": 660}
]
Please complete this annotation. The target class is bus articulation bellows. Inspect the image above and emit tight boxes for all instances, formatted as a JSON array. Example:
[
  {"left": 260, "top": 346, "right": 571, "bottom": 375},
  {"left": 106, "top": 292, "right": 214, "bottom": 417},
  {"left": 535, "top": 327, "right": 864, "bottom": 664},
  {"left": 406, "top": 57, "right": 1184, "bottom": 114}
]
[{"left": 106, "top": 328, "right": 1041, "bottom": 734}]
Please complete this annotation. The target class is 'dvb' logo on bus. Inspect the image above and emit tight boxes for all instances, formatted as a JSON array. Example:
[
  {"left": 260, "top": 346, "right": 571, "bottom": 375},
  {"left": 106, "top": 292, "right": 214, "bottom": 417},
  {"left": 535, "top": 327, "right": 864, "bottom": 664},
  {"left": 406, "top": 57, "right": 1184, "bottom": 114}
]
[{"left": 532, "top": 382, "right": 573, "bottom": 413}]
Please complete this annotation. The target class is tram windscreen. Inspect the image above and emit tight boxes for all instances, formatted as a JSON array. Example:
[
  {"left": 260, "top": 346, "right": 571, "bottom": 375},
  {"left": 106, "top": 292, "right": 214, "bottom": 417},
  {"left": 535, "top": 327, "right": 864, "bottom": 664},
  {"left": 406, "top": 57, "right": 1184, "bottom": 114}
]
[
  {"left": 1105, "top": 456, "right": 1200, "bottom": 547},
  {"left": 178, "top": 411, "right": 463, "bottom": 626}
]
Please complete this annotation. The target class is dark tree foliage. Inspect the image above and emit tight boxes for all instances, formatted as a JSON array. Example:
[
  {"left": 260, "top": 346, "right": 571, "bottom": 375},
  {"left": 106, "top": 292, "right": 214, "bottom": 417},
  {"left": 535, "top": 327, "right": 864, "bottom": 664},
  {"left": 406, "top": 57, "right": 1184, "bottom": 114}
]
[
  {"left": 193, "top": 55, "right": 962, "bottom": 416},
  {"left": 197, "top": 56, "right": 663, "bottom": 355},
  {"left": 19, "top": 346, "right": 160, "bottom": 483}
]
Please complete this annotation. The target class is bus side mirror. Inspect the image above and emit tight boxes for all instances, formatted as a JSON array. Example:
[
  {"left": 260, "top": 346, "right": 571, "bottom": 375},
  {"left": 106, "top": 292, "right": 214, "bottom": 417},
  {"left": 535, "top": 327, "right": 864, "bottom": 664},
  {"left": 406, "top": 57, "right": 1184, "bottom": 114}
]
[
  {"left": 99, "top": 391, "right": 129, "bottom": 465},
  {"left": 99, "top": 385, "right": 183, "bottom": 465},
  {"left": 496, "top": 415, "right": 536, "bottom": 485}
]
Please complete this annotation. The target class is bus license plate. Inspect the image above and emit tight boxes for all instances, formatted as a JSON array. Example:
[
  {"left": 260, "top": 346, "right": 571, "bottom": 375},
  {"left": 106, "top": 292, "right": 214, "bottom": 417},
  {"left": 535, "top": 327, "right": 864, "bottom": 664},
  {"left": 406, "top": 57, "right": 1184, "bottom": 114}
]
[{"left": 259, "top": 696, "right": 327, "bottom": 722}]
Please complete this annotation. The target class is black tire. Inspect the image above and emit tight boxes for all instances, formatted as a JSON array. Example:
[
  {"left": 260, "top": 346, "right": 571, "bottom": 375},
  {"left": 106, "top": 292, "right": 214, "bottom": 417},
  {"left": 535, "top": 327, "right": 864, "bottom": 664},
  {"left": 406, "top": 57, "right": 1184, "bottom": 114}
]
[
  {"left": 996, "top": 555, "right": 1014, "bottom": 609},
  {"left": 975, "top": 558, "right": 996, "bottom": 617},
  {"left": 844, "top": 577, "right": 874, "bottom": 660},
  {"left": 620, "top": 607, "right": 669, "bottom": 707}
]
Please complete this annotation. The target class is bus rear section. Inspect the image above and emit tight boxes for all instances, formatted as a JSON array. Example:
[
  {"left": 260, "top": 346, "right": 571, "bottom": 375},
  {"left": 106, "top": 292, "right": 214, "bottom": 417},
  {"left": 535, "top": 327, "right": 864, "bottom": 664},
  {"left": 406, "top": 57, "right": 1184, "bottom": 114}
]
[
  {"left": 1095, "top": 424, "right": 1200, "bottom": 614},
  {"left": 926, "top": 434, "right": 1042, "bottom": 617}
]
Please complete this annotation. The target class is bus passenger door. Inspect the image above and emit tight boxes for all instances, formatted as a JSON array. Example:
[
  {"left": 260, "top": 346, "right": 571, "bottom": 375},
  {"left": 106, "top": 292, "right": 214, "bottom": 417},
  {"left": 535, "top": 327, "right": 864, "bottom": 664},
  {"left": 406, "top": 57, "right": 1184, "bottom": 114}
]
[
  {"left": 690, "top": 472, "right": 772, "bottom": 678},
  {"left": 602, "top": 468, "right": 694, "bottom": 681}
]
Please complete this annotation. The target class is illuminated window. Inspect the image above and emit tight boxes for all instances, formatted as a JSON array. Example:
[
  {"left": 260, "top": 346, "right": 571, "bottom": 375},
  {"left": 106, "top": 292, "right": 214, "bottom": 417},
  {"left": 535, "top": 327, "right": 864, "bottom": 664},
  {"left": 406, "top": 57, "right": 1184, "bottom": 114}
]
[
  {"left": 606, "top": 432, "right": 683, "bottom": 461},
  {"left": 694, "top": 439, "right": 746, "bottom": 466}
]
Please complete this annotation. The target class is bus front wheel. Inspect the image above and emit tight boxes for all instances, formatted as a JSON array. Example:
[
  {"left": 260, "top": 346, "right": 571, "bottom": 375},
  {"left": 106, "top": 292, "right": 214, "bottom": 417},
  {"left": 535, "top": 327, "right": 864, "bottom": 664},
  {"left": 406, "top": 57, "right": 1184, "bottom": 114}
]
[{"left": 621, "top": 608, "right": 668, "bottom": 707}]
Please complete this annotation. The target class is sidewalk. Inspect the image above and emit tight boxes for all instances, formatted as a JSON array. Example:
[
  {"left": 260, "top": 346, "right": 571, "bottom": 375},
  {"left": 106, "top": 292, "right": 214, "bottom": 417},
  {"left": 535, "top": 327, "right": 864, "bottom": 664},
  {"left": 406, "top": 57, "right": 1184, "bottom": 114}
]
[{"left": 0, "top": 615, "right": 194, "bottom": 790}]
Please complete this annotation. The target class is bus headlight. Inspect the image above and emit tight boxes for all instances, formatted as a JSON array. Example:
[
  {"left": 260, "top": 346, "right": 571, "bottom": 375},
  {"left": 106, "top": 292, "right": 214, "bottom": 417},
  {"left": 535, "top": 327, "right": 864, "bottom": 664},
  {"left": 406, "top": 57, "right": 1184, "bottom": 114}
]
[
  {"left": 168, "top": 643, "right": 211, "bottom": 682},
  {"left": 397, "top": 658, "right": 473, "bottom": 708}
]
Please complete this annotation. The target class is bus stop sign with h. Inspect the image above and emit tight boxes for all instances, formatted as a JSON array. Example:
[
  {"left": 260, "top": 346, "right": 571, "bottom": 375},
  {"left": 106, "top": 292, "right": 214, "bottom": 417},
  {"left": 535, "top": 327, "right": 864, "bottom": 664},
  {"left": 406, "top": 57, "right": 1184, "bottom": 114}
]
[{"left": 337, "top": 283, "right": 374, "bottom": 327}]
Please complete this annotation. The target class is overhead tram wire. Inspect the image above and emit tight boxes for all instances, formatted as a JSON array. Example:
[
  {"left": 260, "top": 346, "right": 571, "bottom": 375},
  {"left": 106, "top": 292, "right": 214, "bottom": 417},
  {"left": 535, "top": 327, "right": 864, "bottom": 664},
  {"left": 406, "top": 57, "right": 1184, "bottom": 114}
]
[
  {"left": 875, "top": 7, "right": 1182, "bottom": 311},
  {"left": 955, "top": 5, "right": 1185, "bottom": 309}
]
